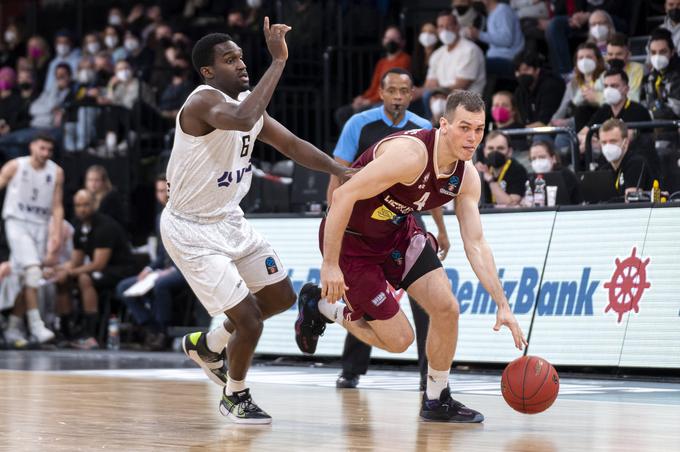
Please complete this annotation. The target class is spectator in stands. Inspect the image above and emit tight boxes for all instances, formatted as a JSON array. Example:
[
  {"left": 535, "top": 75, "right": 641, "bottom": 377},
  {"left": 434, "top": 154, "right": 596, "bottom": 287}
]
[
  {"left": 64, "top": 57, "right": 99, "bottom": 152},
  {"left": 599, "top": 118, "right": 655, "bottom": 200},
  {"left": 475, "top": 130, "right": 528, "bottom": 206},
  {"left": 420, "top": 11, "right": 486, "bottom": 116},
  {"left": 93, "top": 51, "right": 113, "bottom": 87},
  {"left": 23, "top": 35, "right": 51, "bottom": 92},
  {"left": 103, "top": 26, "right": 127, "bottom": 63},
  {"left": 115, "top": 175, "right": 187, "bottom": 351},
  {"left": 604, "top": 33, "right": 644, "bottom": 102},
  {"left": 490, "top": 90, "right": 527, "bottom": 151},
  {"left": 662, "top": 0, "right": 680, "bottom": 50},
  {"left": 452, "top": 0, "right": 482, "bottom": 29},
  {"left": 585, "top": 9, "right": 615, "bottom": 57},
  {"left": 158, "top": 61, "right": 194, "bottom": 121},
  {"left": 528, "top": 140, "right": 583, "bottom": 205},
  {"left": 107, "top": 6, "right": 127, "bottom": 28},
  {"left": 98, "top": 59, "right": 139, "bottom": 153},
  {"left": 1, "top": 23, "right": 26, "bottom": 69},
  {"left": 644, "top": 28, "right": 680, "bottom": 120},
  {"left": 149, "top": 24, "right": 176, "bottom": 89},
  {"left": 0, "top": 68, "right": 36, "bottom": 140},
  {"left": 412, "top": 22, "right": 440, "bottom": 86},
  {"left": 126, "top": 3, "right": 148, "bottom": 35},
  {"left": 81, "top": 32, "right": 102, "bottom": 59},
  {"left": 334, "top": 26, "right": 411, "bottom": 127},
  {"left": 124, "top": 30, "right": 154, "bottom": 81},
  {"left": 44, "top": 30, "right": 80, "bottom": 92},
  {"left": 552, "top": 43, "right": 605, "bottom": 133},
  {"left": 428, "top": 87, "right": 450, "bottom": 124},
  {"left": 54, "top": 189, "right": 138, "bottom": 349},
  {"left": 0, "top": 63, "right": 74, "bottom": 160},
  {"left": 84, "top": 165, "right": 126, "bottom": 228},
  {"left": 467, "top": 0, "right": 525, "bottom": 79},
  {"left": 513, "top": 50, "right": 564, "bottom": 128},
  {"left": 142, "top": 5, "right": 165, "bottom": 43}
]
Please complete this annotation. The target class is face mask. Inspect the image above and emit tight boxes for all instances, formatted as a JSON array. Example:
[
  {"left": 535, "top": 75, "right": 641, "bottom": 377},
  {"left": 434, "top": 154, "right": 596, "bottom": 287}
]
[
  {"left": 517, "top": 74, "right": 534, "bottom": 88},
  {"left": 418, "top": 32, "right": 438, "bottom": 48},
  {"left": 4, "top": 30, "right": 16, "bottom": 43},
  {"left": 603, "top": 86, "right": 623, "bottom": 105},
  {"left": 531, "top": 158, "right": 552, "bottom": 174},
  {"left": 576, "top": 57, "right": 596, "bottom": 75},
  {"left": 105, "top": 35, "right": 119, "bottom": 49},
  {"left": 56, "top": 43, "right": 71, "bottom": 56},
  {"left": 109, "top": 14, "right": 123, "bottom": 26},
  {"left": 116, "top": 69, "right": 131, "bottom": 82},
  {"left": 670, "top": 8, "right": 680, "bottom": 23},
  {"left": 247, "top": 0, "right": 263, "bottom": 8},
  {"left": 29, "top": 45, "right": 43, "bottom": 59},
  {"left": 384, "top": 40, "right": 400, "bottom": 54},
  {"left": 606, "top": 58, "right": 625, "bottom": 70},
  {"left": 430, "top": 98, "right": 447, "bottom": 117},
  {"left": 651, "top": 54, "right": 670, "bottom": 71},
  {"left": 86, "top": 41, "right": 100, "bottom": 54},
  {"left": 601, "top": 143, "right": 623, "bottom": 162},
  {"left": 19, "top": 82, "right": 32, "bottom": 90},
  {"left": 0, "top": 80, "right": 13, "bottom": 91},
  {"left": 455, "top": 6, "right": 469, "bottom": 15},
  {"left": 486, "top": 151, "right": 508, "bottom": 169},
  {"left": 590, "top": 24, "right": 609, "bottom": 41},
  {"left": 77, "top": 69, "right": 94, "bottom": 84},
  {"left": 438, "top": 30, "right": 457, "bottom": 46},
  {"left": 124, "top": 39, "right": 139, "bottom": 52},
  {"left": 491, "top": 106, "right": 511, "bottom": 124}
]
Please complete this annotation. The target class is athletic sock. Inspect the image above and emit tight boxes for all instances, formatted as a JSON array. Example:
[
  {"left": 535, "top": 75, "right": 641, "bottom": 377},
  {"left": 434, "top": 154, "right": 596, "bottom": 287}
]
[
  {"left": 318, "top": 299, "right": 345, "bottom": 325},
  {"left": 225, "top": 374, "right": 246, "bottom": 396},
  {"left": 7, "top": 314, "right": 23, "bottom": 330},
  {"left": 206, "top": 323, "right": 231, "bottom": 353},
  {"left": 26, "top": 309, "right": 42, "bottom": 328},
  {"left": 426, "top": 365, "right": 450, "bottom": 400}
]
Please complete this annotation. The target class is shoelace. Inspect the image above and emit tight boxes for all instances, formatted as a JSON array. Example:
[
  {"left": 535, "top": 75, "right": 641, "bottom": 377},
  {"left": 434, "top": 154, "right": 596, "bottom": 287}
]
[{"left": 234, "top": 397, "right": 261, "bottom": 416}]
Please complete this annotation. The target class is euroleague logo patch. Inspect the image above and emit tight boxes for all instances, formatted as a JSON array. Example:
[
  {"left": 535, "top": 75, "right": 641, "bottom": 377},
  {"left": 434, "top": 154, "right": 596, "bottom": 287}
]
[
  {"left": 439, "top": 175, "right": 461, "bottom": 196},
  {"left": 265, "top": 256, "right": 279, "bottom": 275}
]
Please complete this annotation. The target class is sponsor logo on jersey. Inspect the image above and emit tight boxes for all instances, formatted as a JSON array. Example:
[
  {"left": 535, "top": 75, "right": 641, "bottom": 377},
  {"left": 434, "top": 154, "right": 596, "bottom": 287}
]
[
  {"left": 371, "top": 205, "right": 397, "bottom": 221},
  {"left": 17, "top": 202, "right": 50, "bottom": 217},
  {"left": 265, "top": 256, "right": 278, "bottom": 274},
  {"left": 383, "top": 194, "right": 413, "bottom": 215},
  {"left": 439, "top": 175, "right": 461, "bottom": 196},
  {"left": 217, "top": 164, "right": 252, "bottom": 188},
  {"left": 371, "top": 292, "right": 387, "bottom": 307}
]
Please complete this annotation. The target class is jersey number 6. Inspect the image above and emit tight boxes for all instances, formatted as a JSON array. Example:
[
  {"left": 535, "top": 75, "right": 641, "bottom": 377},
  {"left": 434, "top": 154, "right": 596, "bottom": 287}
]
[{"left": 240, "top": 135, "right": 251, "bottom": 157}]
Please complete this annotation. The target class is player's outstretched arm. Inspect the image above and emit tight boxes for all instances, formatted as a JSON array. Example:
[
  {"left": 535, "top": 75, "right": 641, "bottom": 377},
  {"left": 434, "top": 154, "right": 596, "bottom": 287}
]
[
  {"left": 455, "top": 163, "right": 528, "bottom": 350},
  {"left": 258, "top": 113, "right": 351, "bottom": 182},
  {"left": 321, "top": 140, "right": 425, "bottom": 302}
]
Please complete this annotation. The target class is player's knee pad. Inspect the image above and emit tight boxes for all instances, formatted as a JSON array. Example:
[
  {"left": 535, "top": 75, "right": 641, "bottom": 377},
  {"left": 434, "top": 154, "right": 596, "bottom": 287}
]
[{"left": 24, "top": 266, "right": 42, "bottom": 288}]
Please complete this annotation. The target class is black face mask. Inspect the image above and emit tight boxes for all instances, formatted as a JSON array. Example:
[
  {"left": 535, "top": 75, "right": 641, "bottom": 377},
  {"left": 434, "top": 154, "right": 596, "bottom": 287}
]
[
  {"left": 517, "top": 74, "right": 535, "bottom": 89},
  {"left": 486, "top": 151, "right": 508, "bottom": 169},
  {"left": 607, "top": 58, "right": 625, "bottom": 70},
  {"left": 158, "top": 37, "right": 172, "bottom": 49},
  {"left": 384, "top": 40, "right": 400, "bottom": 54},
  {"left": 669, "top": 8, "right": 680, "bottom": 23},
  {"left": 18, "top": 82, "right": 33, "bottom": 91},
  {"left": 455, "top": 5, "right": 469, "bottom": 15}
]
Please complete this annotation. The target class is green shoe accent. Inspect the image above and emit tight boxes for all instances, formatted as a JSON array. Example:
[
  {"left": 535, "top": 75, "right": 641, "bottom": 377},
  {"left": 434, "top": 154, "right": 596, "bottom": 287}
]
[{"left": 189, "top": 332, "right": 202, "bottom": 346}]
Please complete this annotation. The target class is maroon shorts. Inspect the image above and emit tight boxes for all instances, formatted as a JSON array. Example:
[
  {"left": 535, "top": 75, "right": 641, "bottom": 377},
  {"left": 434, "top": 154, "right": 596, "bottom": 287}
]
[{"left": 319, "top": 217, "right": 436, "bottom": 322}]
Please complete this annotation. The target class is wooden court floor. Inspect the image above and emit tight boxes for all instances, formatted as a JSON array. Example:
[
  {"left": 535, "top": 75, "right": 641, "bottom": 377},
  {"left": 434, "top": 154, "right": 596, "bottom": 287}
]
[{"left": 1, "top": 370, "right": 679, "bottom": 451}]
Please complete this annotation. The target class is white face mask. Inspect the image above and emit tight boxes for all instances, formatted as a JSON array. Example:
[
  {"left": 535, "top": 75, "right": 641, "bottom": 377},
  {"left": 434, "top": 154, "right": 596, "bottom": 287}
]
[
  {"left": 590, "top": 24, "right": 609, "bottom": 41},
  {"left": 56, "top": 43, "right": 70, "bottom": 56},
  {"left": 601, "top": 143, "right": 623, "bottom": 162},
  {"left": 109, "top": 14, "right": 123, "bottom": 26},
  {"left": 576, "top": 57, "right": 596, "bottom": 75},
  {"left": 418, "top": 32, "right": 438, "bottom": 48},
  {"left": 4, "top": 30, "right": 16, "bottom": 43},
  {"left": 651, "top": 54, "right": 670, "bottom": 71},
  {"left": 77, "top": 69, "right": 94, "bottom": 84},
  {"left": 603, "top": 86, "right": 623, "bottom": 105},
  {"left": 430, "top": 98, "right": 447, "bottom": 118},
  {"left": 246, "top": 0, "right": 263, "bottom": 8},
  {"left": 531, "top": 158, "right": 553, "bottom": 174},
  {"left": 105, "top": 35, "right": 118, "bottom": 49},
  {"left": 438, "top": 30, "right": 457, "bottom": 46},
  {"left": 124, "top": 39, "right": 139, "bottom": 52},
  {"left": 116, "top": 69, "right": 131, "bottom": 82},
  {"left": 86, "top": 41, "right": 100, "bottom": 54}
]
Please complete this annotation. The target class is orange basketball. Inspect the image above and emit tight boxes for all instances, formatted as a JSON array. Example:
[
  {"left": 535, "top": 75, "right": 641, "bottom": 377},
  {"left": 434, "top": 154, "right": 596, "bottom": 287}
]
[{"left": 501, "top": 355, "right": 559, "bottom": 414}]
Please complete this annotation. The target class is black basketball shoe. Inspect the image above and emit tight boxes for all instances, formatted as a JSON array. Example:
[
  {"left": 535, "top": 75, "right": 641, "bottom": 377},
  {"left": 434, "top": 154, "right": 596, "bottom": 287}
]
[
  {"left": 294, "top": 283, "right": 330, "bottom": 355},
  {"left": 219, "top": 388, "right": 272, "bottom": 424},
  {"left": 420, "top": 387, "right": 485, "bottom": 423},
  {"left": 182, "top": 331, "right": 227, "bottom": 386}
]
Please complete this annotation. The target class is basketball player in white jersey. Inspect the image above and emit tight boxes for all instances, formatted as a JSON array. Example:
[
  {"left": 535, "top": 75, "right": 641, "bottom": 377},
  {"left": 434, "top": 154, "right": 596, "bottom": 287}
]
[
  {"left": 161, "top": 19, "right": 351, "bottom": 424},
  {"left": 0, "top": 134, "right": 65, "bottom": 344}
]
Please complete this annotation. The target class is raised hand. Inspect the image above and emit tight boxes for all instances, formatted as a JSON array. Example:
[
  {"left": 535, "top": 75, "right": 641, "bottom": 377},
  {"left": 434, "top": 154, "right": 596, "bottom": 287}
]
[{"left": 263, "top": 16, "right": 291, "bottom": 62}]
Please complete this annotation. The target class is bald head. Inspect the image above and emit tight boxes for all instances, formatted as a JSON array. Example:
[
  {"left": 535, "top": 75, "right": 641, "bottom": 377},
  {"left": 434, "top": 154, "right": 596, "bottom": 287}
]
[{"left": 74, "top": 189, "right": 96, "bottom": 221}]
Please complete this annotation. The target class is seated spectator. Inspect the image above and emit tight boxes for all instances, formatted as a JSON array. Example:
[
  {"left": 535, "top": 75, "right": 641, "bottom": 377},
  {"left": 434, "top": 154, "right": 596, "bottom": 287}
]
[
  {"left": 81, "top": 32, "right": 102, "bottom": 59},
  {"left": 552, "top": 43, "right": 605, "bottom": 133},
  {"left": 643, "top": 28, "right": 680, "bottom": 120},
  {"left": 603, "top": 33, "right": 644, "bottom": 102},
  {"left": 412, "top": 22, "right": 440, "bottom": 86},
  {"left": 93, "top": 51, "right": 114, "bottom": 87},
  {"left": 475, "top": 130, "right": 528, "bottom": 206},
  {"left": 428, "top": 87, "right": 450, "bottom": 124},
  {"left": 53, "top": 189, "right": 139, "bottom": 349},
  {"left": 1, "top": 23, "right": 26, "bottom": 69},
  {"left": 98, "top": 59, "right": 139, "bottom": 153},
  {"left": 44, "top": 30, "right": 81, "bottom": 92},
  {"left": 467, "top": 0, "right": 525, "bottom": 80},
  {"left": 64, "top": 57, "right": 100, "bottom": 152},
  {"left": 528, "top": 140, "right": 583, "bottom": 205},
  {"left": 0, "top": 63, "right": 74, "bottom": 160},
  {"left": 116, "top": 175, "right": 187, "bottom": 351},
  {"left": 489, "top": 90, "right": 526, "bottom": 150},
  {"left": 452, "top": 0, "right": 482, "bottom": 29},
  {"left": 85, "top": 165, "right": 127, "bottom": 228},
  {"left": 421, "top": 11, "right": 485, "bottom": 115},
  {"left": 334, "top": 26, "right": 411, "bottom": 127},
  {"left": 0, "top": 68, "right": 37, "bottom": 142},
  {"left": 107, "top": 6, "right": 127, "bottom": 28},
  {"left": 103, "top": 25, "right": 127, "bottom": 63},
  {"left": 662, "top": 0, "right": 680, "bottom": 50},
  {"left": 23, "top": 35, "right": 51, "bottom": 92},
  {"left": 513, "top": 50, "right": 564, "bottom": 128},
  {"left": 127, "top": 3, "right": 150, "bottom": 35},
  {"left": 599, "top": 118, "right": 655, "bottom": 200},
  {"left": 124, "top": 30, "right": 154, "bottom": 81},
  {"left": 158, "top": 63, "right": 194, "bottom": 121},
  {"left": 586, "top": 9, "right": 616, "bottom": 57}
]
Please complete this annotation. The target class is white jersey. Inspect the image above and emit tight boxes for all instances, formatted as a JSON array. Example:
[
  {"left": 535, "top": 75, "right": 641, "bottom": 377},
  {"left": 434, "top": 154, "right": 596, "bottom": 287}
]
[
  {"left": 165, "top": 85, "right": 264, "bottom": 223},
  {"left": 2, "top": 156, "right": 57, "bottom": 225}
]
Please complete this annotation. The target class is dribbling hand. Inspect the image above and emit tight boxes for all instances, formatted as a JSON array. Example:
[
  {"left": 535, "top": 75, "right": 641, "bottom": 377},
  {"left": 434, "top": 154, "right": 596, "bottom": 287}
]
[
  {"left": 263, "top": 16, "right": 291, "bottom": 62},
  {"left": 494, "top": 305, "right": 529, "bottom": 350},
  {"left": 320, "top": 262, "right": 348, "bottom": 304}
]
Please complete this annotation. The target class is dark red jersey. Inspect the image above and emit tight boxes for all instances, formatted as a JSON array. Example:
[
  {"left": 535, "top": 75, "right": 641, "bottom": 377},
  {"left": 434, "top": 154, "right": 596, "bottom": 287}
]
[{"left": 345, "top": 128, "right": 466, "bottom": 242}]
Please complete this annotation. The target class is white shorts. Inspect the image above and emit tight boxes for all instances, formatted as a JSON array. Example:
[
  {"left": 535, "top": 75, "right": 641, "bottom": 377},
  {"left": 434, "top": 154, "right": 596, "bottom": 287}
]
[
  {"left": 160, "top": 209, "right": 288, "bottom": 316},
  {"left": 4, "top": 218, "right": 48, "bottom": 269}
]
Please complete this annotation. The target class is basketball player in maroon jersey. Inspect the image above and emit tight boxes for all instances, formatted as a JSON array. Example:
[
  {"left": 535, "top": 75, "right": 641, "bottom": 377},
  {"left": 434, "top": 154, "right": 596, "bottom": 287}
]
[{"left": 295, "top": 90, "right": 528, "bottom": 423}]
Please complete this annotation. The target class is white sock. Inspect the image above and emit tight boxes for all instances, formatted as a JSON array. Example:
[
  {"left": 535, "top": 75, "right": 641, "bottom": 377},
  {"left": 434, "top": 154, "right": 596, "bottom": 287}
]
[
  {"left": 206, "top": 323, "right": 231, "bottom": 353},
  {"left": 318, "top": 299, "right": 345, "bottom": 325},
  {"left": 226, "top": 374, "right": 246, "bottom": 396},
  {"left": 426, "top": 365, "right": 450, "bottom": 400},
  {"left": 26, "top": 309, "right": 42, "bottom": 328}
]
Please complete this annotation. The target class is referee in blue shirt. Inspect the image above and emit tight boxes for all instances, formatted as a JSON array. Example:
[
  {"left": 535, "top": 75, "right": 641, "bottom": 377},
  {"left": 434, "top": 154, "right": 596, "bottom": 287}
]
[{"left": 326, "top": 68, "right": 450, "bottom": 390}]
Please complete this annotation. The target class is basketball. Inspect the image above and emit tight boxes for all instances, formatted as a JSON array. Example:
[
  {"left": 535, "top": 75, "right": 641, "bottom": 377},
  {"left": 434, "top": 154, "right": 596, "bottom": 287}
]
[{"left": 501, "top": 356, "right": 559, "bottom": 414}]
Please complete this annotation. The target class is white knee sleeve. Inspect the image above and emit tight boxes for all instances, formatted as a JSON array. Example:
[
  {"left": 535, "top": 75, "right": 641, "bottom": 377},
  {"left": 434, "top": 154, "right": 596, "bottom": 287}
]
[{"left": 24, "top": 266, "right": 43, "bottom": 288}]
